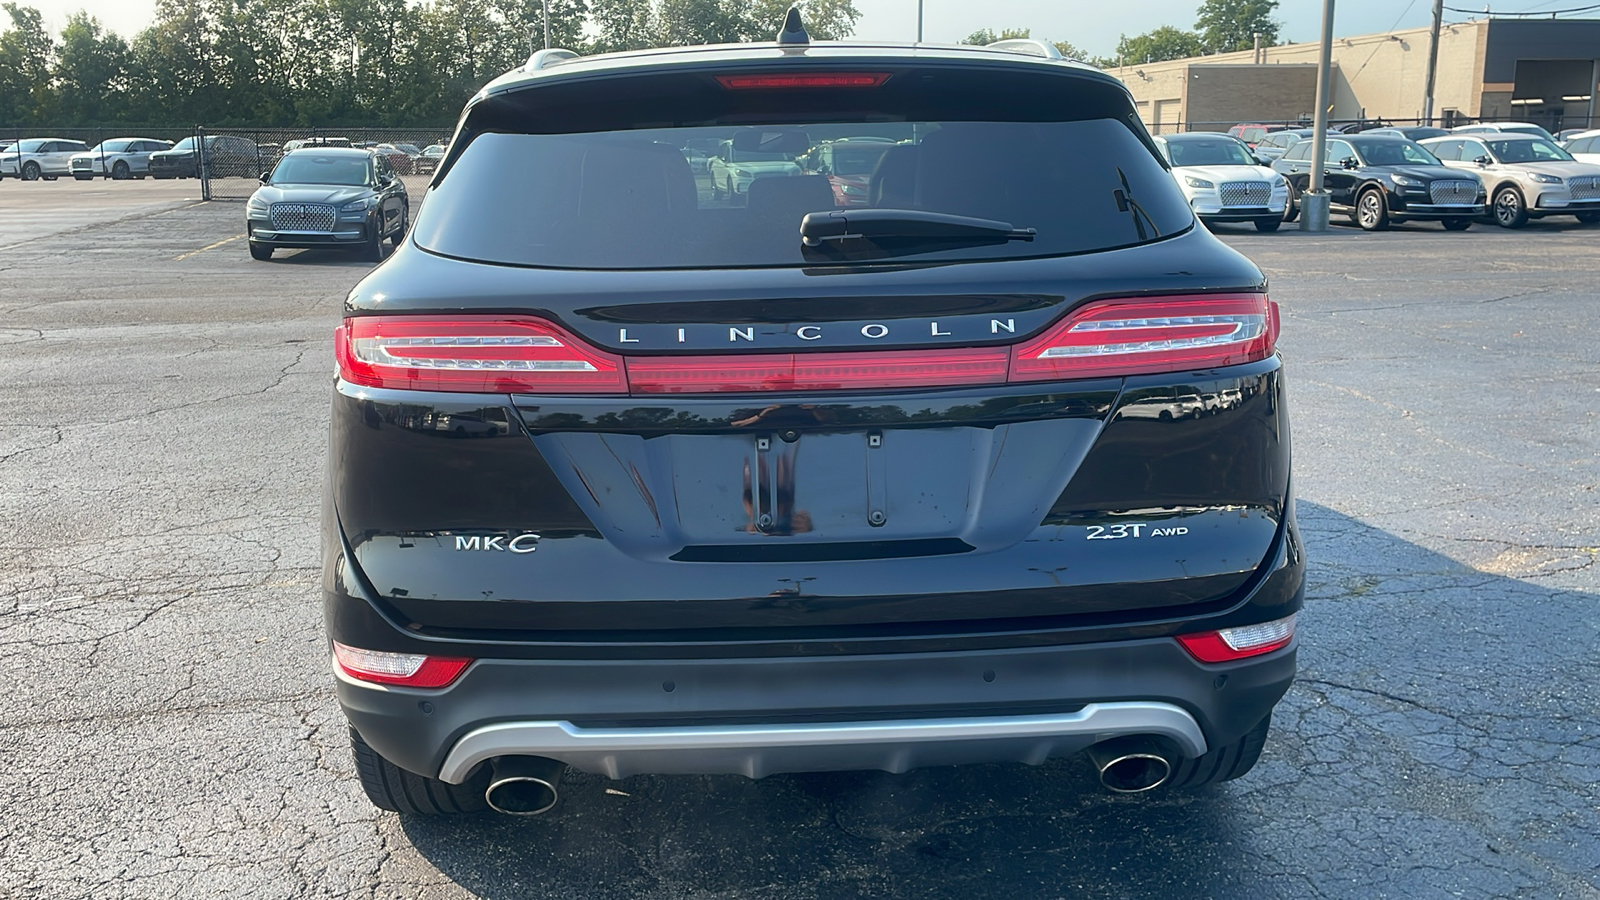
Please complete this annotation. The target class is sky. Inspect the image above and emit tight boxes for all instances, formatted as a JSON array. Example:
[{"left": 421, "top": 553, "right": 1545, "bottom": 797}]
[{"left": 14, "top": 0, "right": 1547, "bottom": 59}]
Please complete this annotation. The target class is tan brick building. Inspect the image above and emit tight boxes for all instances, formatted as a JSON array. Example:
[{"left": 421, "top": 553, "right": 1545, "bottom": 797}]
[{"left": 1107, "top": 18, "right": 1600, "bottom": 135}]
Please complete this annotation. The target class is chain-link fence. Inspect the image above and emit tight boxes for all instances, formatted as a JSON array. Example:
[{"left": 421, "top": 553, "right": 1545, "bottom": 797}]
[
  {"left": 1146, "top": 115, "right": 1598, "bottom": 136},
  {"left": 193, "top": 127, "right": 453, "bottom": 201}
]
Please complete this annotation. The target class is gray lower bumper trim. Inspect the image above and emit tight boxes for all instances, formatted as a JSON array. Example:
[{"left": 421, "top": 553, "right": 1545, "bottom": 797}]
[{"left": 436, "top": 701, "right": 1207, "bottom": 783}]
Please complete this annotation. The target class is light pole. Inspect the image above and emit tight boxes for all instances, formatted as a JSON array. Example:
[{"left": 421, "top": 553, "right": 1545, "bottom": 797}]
[
  {"left": 1422, "top": 0, "right": 1443, "bottom": 124},
  {"left": 543, "top": 0, "right": 551, "bottom": 49},
  {"left": 1301, "top": 0, "right": 1336, "bottom": 232},
  {"left": 916, "top": 0, "right": 923, "bottom": 43}
]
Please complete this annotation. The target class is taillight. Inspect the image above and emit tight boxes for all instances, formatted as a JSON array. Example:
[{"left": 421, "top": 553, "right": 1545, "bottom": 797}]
[
  {"left": 336, "top": 316, "right": 626, "bottom": 394},
  {"left": 332, "top": 641, "right": 472, "bottom": 688},
  {"left": 715, "top": 73, "right": 890, "bottom": 90},
  {"left": 1010, "top": 293, "right": 1278, "bottom": 382},
  {"left": 627, "top": 348, "right": 1009, "bottom": 394},
  {"left": 1175, "top": 614, "right": 1296, "bottom": 663}
]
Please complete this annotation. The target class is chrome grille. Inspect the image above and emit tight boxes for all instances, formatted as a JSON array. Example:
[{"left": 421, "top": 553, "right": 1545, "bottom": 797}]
[
  {"left": 70, "top": 158, "right": 90, "bottom": 171},
  {"left": 269, "top": 202, "right": 336, "bottom": 232},
  {"left": 1569, "top": 176, "right": 1600, "bottom": 202},
  {"left": 1428, "top": 180, "right": 1478, "bottom": 205},
  {"left": 1219, "top": 182, "right": 1271, "bottom": 207}
]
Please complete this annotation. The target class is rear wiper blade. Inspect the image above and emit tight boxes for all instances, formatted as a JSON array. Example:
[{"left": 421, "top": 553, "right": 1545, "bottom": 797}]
[{"left": 801, "top": 209, "right": 1036, "bottom": 247}]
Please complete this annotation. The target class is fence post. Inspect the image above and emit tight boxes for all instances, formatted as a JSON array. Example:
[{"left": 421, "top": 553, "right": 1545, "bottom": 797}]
[{"left": 197, "top": 126, "right": 211, "bottom": 201}]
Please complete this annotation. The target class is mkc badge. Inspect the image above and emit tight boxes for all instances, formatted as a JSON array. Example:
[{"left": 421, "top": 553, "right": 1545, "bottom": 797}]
[{"left": 453, "top": 533, "right": 540, "bottom": 554}]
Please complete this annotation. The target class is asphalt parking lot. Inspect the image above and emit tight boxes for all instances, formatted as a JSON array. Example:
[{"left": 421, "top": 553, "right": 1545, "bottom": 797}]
[{"left": 1, "top": 183, "right": 1596, "bottom": 899}]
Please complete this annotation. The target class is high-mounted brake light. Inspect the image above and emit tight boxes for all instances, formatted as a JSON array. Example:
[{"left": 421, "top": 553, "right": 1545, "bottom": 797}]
[
  {"left": 1010, "top": 293, "right": 1278, "bottom": 382},
  {"left": 336, "top": 316, "right": 626, "bottom": 394},
  {"left": 1176, "top": 614, "right": 1296, "bottom": 663},
  {"left": 332, "top": 641, "right": 472, "bottom": 688},
  {"left": 715, "top": 73, "right": 891, "bottom": 90}
]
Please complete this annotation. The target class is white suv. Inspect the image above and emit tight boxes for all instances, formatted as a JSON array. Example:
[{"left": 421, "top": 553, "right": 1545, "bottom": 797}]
[
  {"left": 68, "top": 138, "right": 174, "bottom": 180},
  {"left": 1421, "top": 133, "right": 1600, "bottom": 227},
  {"left": 0, "top": 138, "right": 91, "bottom": 181}
]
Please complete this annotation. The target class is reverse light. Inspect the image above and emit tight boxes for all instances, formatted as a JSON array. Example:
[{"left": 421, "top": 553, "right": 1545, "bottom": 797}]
[
  {"left": 332, "top": 641, "right": 472, "bottom": 688},
  {"left": 1009, "top": 293, "right": 1279, "bottom": 382},
  {"left": 1176, "top": 614, "right": 1297, "bottom": 663},
  {"left": 715, "top": 72, "right": 891, "bottom": 90},
  {"left": 336, "top": 316, "right": 627, "bottom": 393}
]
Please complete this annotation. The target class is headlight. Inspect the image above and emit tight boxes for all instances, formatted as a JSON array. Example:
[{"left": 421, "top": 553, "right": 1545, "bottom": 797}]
[
  {"left": 734, "top": 168, "right": 752, "bottom": 178},
  {"left": 1183, "top": 176, "right": 1215, "bottom": 189},
  {"left": 839, "top": 184, "right": 865, "bottom": 195},
  {"left": 341, "top": 198, "right": 375, "bottom": 211},
  {"left": 1391, "top": 175, "right": 1422, "bottom": 187},
  {"left": 1528, "top": 173, "right": 1562, "bottom": 184},
  {"left": 1269, "top": 173, "right": 1287, "bottom": 187},
  {"left": 247, "top": 195, "right": 268, "bottom": 212}
]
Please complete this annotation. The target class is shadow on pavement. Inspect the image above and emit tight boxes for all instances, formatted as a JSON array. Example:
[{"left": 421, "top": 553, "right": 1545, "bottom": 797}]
[{"left": 395, "top": 500, "right": 1599, "bottom": 899}]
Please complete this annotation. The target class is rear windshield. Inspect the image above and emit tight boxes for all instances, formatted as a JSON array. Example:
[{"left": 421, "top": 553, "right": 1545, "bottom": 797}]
[{"left": 417, "top": 117, "right": 1189, "bottom": 269}]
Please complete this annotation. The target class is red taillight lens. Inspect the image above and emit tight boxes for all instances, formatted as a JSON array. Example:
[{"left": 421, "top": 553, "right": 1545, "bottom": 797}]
[
  {"left": 336, "top": 316, "right": 626, "bottom": 394},
  {"left": 1175, "top": 614, "right": 1297, "bottom": 663},
  {"left": 626, "top": 348, "right": 1009, "bottom": 394},
  {"left": 715, "top": 73, "right": 891, "bottom": 90},
  {"left": 1009, "top": 293, "right": 1278, "bottom": 382},
  {"left": 332, "top": 641, "right": 472, "bottom": 688}
]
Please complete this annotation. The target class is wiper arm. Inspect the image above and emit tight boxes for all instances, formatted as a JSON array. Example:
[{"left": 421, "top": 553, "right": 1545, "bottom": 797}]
[
  {"left": 801, "top": 209, "right": 1036, "bottom": 247},
  {"left": 1113, "top": 168, "right": 1161, "bottom": 240}
]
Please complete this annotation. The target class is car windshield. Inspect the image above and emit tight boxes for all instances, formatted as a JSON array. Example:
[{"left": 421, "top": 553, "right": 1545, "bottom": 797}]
[
  {"left": 415, "top": 118, "right": 1192, "bottom": 270},
  {"left": 1488, "top": 138, "right": 1573, "bottom": 163},
  {"left": 728, "top": 146, "right": 795, "bottom": 163},
  {"left": 270, "top": 154, "right": 371, "bottom": 185},
  {"left": 829, "top": 143, "right": 893, "bottom": 175},
  {"left": 1166, "top": 138, "right": 1256, "bottom": 167},
  {"left": 1351, "top": 139, "right": 1440, "bottom": 166}
]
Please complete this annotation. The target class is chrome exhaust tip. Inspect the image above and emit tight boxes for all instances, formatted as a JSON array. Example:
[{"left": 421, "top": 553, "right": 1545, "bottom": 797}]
[
  {"left": 484, "top": 756, "right": 565, "bottom": 815},
  {"left": 1087, "top": 737, "right": 1176, "bottom": 793}
]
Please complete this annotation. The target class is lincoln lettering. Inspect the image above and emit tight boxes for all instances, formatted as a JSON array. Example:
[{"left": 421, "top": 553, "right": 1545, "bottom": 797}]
[{"left": 614, "top": 319, "right": 1017, "bottom": 346}]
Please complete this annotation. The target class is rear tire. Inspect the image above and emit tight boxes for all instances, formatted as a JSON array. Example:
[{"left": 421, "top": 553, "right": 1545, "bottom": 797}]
[
  {"left": 1254, "top": 217, "right": 1281, "bottom": 233},
  {"left": 1575, "top": 211, "right": 1600, "bottom": 225},
  {"left": 248, "top": 242, "right": 273, "bottom": 261},
  {"left": 1441, "top": 217, "right": 1473, "bottom": 231},
  {"left": 1165, "top": 713, "right": 1273, "bottom": 789},
  {"left": 350, "top": 727, "right": 489, "bottom": 814}
]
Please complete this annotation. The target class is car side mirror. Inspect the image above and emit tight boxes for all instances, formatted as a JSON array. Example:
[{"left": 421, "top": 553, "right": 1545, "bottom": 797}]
[
  {"left": 1474, "top": 155, "right": 1492, "bottom": 166},
  {"left": 816, "top": 164, "right": 831, "bottom": 175},
  {"left": 1339, "top": 157, "right": 1358, "bottom": 169},
  {"left": 259, "top": 172, "right": 270, "bottom": 184}
]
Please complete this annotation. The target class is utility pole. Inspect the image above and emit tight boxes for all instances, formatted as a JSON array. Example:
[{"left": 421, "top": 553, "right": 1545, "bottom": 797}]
[
  {"left": 1301, "top": 0, "right": 1336, "bottom": 232},
  {"left": 1422, "top": 0, "right": 1443, "bottom": 124},
  {"left": 543, "top": 0, "right": 552, "bottom": 49},
  {"left": 916, "top": 0, "right": 923, "bottom": 43},
  {"left": 1253, "top": 32, "right": 1261, "bottom": 64}
]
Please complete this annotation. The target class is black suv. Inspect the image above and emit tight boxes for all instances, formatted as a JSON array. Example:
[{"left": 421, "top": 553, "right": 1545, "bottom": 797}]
[
  {"left": 325, "top": 19, "right": 1302, "bottom": 817},
  {"left": 1274, "top": 134, "right": 1486, "bottom": 230}
]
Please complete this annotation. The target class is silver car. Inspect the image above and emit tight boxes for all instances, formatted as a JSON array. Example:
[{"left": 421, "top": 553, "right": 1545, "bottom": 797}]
[
  {"left": 1421, "top": 133, "right": 1600, "bottom": 227},
  {"left": 0, "top": 138, "right": 91, "bottom": 181},
  {"left": 68, "top": 138, "right": 174, "bottom": 181}
]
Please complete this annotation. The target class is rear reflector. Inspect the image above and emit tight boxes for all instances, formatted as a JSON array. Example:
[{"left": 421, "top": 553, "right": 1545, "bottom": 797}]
[
  {"left": 1010, "top": 294, "right": 1278, "bottom": 382},
  {"left": 627, "top": 348, "right": 1009, "bottom": 394},
  {"left": 1176, "top": 614, "right": 1296, "bottom": 663},
  {"left": 332, "top": 641, "right": 472, "bottom": 688},
  {"left": 716, "top": 73, "right": 890, "bottom": 90},
  {"left": 337, "top": 293, "right": 1274, "bottom": 395},
  {"left": 336, "top": 316, "right": 626, "bottom": 393}
]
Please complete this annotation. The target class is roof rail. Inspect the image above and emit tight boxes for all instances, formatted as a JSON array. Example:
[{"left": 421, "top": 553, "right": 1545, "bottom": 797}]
[
  {"left": 983, "top": 39, "right": 1065, "bottom": 60},
  {"left": 524, "top": 48, "right": 580, "bottom": 71}
]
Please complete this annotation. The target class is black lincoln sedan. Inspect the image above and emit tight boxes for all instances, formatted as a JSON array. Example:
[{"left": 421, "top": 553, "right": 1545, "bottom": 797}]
[
  {"left": 324, "top": 22, "right": 1303, "bottom": 817},
  {"left": 246, "top": 148, "right": 408, "bottom": 261},
  {"left": 1274, "top": 134, "right": 1485, "bottom": 230}
]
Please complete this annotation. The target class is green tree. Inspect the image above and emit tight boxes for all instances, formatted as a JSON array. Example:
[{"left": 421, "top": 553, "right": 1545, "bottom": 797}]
[
  {"left": 749, "top": 0, "right": 859, "bottom": 41},
  {"left": 0, "top": 3, "right": 55, "bottom": 124},
  {"left": 590, "top": 0, "right": 655, "bottom": 52},
  {"left": 1113, "top": 25, "right": 1203, "bottom": 65},
  {"left": 1195, "top": 0, "right": 1278, "bottom": 53},
  {"left": 53, "top": 13, "right": 130, "bottom": 124},
  {"left": 960, "top": 26, "right": 1030, "bottom": 46}
]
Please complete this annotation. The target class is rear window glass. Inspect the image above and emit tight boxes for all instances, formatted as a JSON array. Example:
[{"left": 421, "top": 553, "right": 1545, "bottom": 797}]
[{"left": 416, "top": 118, "right": 1190, "bottom": 269}]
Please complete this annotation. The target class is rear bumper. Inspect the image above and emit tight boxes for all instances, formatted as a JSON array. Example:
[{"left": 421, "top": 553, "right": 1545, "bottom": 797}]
[{"left": 338, "top": 630, "right": 1297, "bottom": 782}]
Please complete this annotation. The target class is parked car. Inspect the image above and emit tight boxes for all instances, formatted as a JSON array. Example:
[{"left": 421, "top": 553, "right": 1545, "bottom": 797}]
[
  {"left": 0, "top": 138, "right": 91, "bottom": 181},
  {"left": 283, "top": 137, "right": 353, "bottom": 152},
  {"left": 1561, "top": 130, "right": 1600, "bottom": 164},
  {"left": 1555, "top": 128, "right": 1587, "bottom": 142},
  {"left": 1450, "top": 122, "right": 1557, "bottom": 141},
  {"left": 1274, "top": 135, "right": 1485, "bottom": 230},
  {"left": 1155, "top": 132, "right": 1288, "bottom": 231},
  {"left": 1247, "top": 128, "right": 1342, "bottom": 163},
  {"left": 1361, "top": 126, "right": 1448, "bottom": 141},
  {"left": 246, "top": 147, "right": 408, "bottom": 261},
  {"left": 416, "top": 144, "right": 446, "bottom": 175},
  {"left": 67, "top": 137, "right": 173, "bottom": 180},
  {"left": 327, "top": 20, "right": 1301, "bottom": 818},
  {"left": 804, "top": 137, "right": 895, "bottom": 206},
  {"left": 1421, "top": 133, "right": 1600, "bottom": 227},
  {"left": 1226, "top": 123, "right": 1272, "bottom": 148},
  {"left": 373, "top": 144, "right": 416, "bottom": 175},
  {"left": 148, "top": 134, "right": 262, "bottom": 179},
  {"left": 708, "top": 131, "right": 805, "bottom": 199}
]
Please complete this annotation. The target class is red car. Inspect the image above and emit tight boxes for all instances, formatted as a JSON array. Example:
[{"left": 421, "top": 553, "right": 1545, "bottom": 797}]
[
  {"left": 806, "top": 137, "right": 896, "bottom": 206},
  {"left": 1227, "top": 124, "right": 1273, "bottom": 149}
]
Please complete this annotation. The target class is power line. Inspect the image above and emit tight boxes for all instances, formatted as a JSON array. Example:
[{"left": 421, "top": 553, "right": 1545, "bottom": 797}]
[{"left": 1347, "top": 0, "right": 1421, "bottom": 83}]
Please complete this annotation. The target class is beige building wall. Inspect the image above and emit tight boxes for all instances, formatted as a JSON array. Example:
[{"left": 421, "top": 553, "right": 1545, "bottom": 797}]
[{"left": 1111, "top": 20, "right": 1490, "bottom": 130}]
